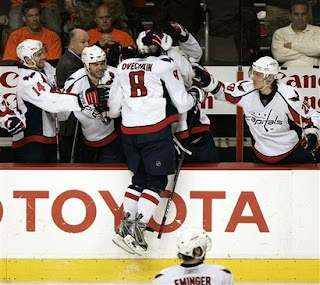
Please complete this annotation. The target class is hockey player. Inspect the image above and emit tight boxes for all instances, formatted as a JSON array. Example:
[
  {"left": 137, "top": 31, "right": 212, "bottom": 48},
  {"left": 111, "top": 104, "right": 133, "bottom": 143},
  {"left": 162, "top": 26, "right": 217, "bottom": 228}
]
[
  {"left": 13, "top": 39, "right": 106, "bottom": 163},
  {"left": 159, "top": 21, "right": 203, "bottom": 62},
  {"left": 108, "top": 30, "right": 204, "bottom": 255},
  {"left": 159, "top": 22, "right": 219, "bottom": 163},
  {"left": 152, "top": 228, "right": 233, "bottom": 284},
  {"left": 0, "top": 92, "right": 25, "bottom": 135},
  {"left": 192, "top": 56, "right": 320, "bottom": 163},
  {"left": 63, "top": 45, "right": 125, "bottom": 163}
]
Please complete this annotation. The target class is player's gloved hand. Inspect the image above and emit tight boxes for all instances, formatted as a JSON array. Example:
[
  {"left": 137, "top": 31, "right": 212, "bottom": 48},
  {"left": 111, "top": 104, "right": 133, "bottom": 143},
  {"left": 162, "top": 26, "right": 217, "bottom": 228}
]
[
  {"left": 142, "top": 30, "right": 164, "bottom": 47},
  {"left": 121, "top": 46, "right": 136, "bottom": 60},
  {"left": 160, "top": 21, "right": 189, "bottom": 42},
  {"left": 95, "top": 84, "right": 110, "bottom": 113},
  {"left": 107, "top": 42, "right": 121, "bottom": 67},
  {"left": 190, "top": 60, "right": 220, "bottom": 93},
  {"left": 188, "top": 86, "right": 206, "bottom": 106},
  {"left": 302, "top": 127, "right": 320, "bottom": 152},
  {"left": 78, "top": 86, "right": 109, "bottom": 111},
  {"left": 5, "top": 116, "right": 25, "bottom": 135}
]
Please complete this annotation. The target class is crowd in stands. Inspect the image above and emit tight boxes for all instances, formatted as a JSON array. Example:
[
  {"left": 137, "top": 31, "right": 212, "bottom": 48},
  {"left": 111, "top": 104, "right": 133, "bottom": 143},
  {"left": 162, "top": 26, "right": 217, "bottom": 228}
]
[{"left": 0, "top": 0, "right": 319, "bottom": 164}]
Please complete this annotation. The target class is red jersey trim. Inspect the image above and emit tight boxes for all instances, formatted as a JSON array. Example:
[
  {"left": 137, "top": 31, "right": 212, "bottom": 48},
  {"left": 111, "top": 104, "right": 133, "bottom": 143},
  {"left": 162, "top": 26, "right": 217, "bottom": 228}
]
[
  {"left": 175, "top": 125, "right": 210, "bottom": 140},
  {"left": 82, "top": 129, "right": 120, "bottom": 147},
  {"left": 121, "top": 114, "right": 179, "bottom": 135},
  {"left": 12, "top": 135, "right": 56, "bottom": 149},
  {"left": 253, "top": 141, "right": 301, "bottom": 163}
]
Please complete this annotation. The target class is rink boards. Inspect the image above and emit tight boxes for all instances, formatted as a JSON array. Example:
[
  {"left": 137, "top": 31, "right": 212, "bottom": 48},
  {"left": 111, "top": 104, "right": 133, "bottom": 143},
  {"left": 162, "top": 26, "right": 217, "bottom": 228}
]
[{"left": 0, "top": 163, "right": 319, "bottom": 282}]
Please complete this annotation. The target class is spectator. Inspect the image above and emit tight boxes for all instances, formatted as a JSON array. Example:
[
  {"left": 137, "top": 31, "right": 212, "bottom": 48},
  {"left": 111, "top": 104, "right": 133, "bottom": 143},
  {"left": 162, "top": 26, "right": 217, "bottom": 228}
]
[
  {"left": 193, "top": 56, "right": 320, "bottom": 163},
  {"left": 153, "top": 0, "right": 203, "bottom": 35},
  {"left": 56, "top": 28, "right": 90, "bottom": 162},
  {"left": 0, "top": 0, "right": 10, "bottom": 27},
  {"left": 152, "top": 228, "right": 233, "bottom": 284},
  {"left": 205, "top": 0, "right": 260, "bottom": 65},
  {"left": 8, "top": 0, "right": 62, "bottom": 35},
  {"left": 87, "top": 1, "right": 135, "bottom": 58},
  {"left": 265, "top": 0, "right": 315, "bottom": 39},
  {"left": 12, "top": 39, "right": 103, "bottom": 162},
  {"left": 62, "top": 45, "right": 125, "bottom": 163},
  {"left": 3, "top": 0, "right": 62, "bottom": 66},
  {"left": 110, "top": 30, "right": 201, "bottom": 255},
  {"left": 271, "top": 0, "right": 320, "bottom": 67},
  {"left": 0, "top": 0, "right": 10, "bottom": 59}
]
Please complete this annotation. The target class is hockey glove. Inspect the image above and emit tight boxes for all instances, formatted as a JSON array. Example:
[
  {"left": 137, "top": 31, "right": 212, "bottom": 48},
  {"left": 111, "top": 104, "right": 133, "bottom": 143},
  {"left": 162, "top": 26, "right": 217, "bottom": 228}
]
[
  {"left": 142, "top": 30, "right": 164, "bottom": 47},
  {"left": 191, "top": 61, "right": 219, "bottom": 93},
  {"left": 188, "top": 86, "right": 206, "bottom": 106},
  {"left": 302, "top": 127, "right": 320, "bottom": 152},
  {"left": 5, "top": 116, "right": 25, "bottom": 135},
  {"left": 121, "top": 46, "right": 136, "bottom": 60},
  {"left": 78, "top": 86, "right": 109, "bottom": 112},
  {"left": 107, "top": 42, "right": 121, "bottom": 67},
  {"left": 160, "top": 21, "right": 189, "bottom": 42}
]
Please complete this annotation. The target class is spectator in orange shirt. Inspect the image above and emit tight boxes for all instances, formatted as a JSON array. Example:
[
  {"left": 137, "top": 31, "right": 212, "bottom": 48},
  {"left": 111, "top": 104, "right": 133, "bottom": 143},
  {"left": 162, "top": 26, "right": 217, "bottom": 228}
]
[
  {"left": 9, "top": 0, "right": 62, "bottom": 35},
  {"left": 3, "top": 0, "right": 62, "bottom": 66},
  {"left": 87, "top": 1, "right": 135, "bottom": 59}
]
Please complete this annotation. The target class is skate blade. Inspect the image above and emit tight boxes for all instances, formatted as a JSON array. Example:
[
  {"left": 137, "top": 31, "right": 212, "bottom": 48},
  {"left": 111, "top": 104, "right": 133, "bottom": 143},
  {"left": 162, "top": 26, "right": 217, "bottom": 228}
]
[
  {"left": 124, "top": 235, "right": 147, "bottom": 256},
  {"left": 112, "top": 235, "right": 136, "bottom": 254}
]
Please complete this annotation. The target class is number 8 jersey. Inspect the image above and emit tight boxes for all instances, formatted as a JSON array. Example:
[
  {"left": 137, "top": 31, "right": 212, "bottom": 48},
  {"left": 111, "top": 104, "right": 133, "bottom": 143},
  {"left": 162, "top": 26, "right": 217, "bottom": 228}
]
[{"left": 108, "top": 55, "right": 196, "bottom": 135}]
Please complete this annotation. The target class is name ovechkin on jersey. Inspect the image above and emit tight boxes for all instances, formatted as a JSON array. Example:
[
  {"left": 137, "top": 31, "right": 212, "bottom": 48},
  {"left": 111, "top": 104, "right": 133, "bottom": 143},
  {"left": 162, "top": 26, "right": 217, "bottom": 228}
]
[
  {"left": 121, "top": 63, "right": 153, "bottom": 71},
  {"left": 173, "top": 276, "right": 211, "bottom": 285}
]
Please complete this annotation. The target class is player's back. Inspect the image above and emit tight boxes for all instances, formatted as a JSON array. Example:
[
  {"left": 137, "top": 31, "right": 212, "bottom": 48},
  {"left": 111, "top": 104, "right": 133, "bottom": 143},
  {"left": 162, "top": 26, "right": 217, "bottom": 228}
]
[
  {"left": 152, "top": 263, "right": 233, "bottom": 285},
  {"left": 116, "top": 55, "right": 179, "bottom": 128}
]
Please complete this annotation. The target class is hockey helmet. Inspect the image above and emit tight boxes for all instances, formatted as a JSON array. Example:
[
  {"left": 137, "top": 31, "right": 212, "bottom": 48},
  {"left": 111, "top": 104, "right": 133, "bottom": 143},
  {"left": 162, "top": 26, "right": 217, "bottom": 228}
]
[
  {"left": 81, "top": 46, "right": 106, "bottom": 69},
  {"left": 136, "top": 30, "right": 172, "bottom": 55},
  {"left": 249, "top": 56, "right": 279, "bottom": 79},
  {"left": 16, "top": 39, "right": 44, "bottom": 67},
  {"left": 176, "top": 228, "right": 212, "bottom": 259}
]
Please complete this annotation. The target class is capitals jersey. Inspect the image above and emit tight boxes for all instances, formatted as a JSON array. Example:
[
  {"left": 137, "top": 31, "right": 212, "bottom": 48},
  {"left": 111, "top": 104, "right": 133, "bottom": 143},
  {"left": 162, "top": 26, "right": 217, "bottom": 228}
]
[
  {"left": 13, "top": 62, "right": 81, "bottom": 149},
  {"left": 213, "top": 80, "right": 320, "bottom": 163},
  {"left": 167, "top": 48, "right": 211, "bottom": 140},
  {"left": 63, "top": 66, "right": 120, "bottom": 147},
  {"left": 152, "top": 262, "right": 233, "bottom": 285},
  {"left": 108, "top": 55, "right": 195, "bottom": 135}
]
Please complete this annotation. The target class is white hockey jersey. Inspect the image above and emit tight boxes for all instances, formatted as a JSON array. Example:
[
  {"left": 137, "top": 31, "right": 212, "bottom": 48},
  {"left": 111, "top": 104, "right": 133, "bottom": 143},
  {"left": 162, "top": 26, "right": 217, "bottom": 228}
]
[
  {"left": 167, "top": 47, "right": 211, "bottom": 140},
  {"left": 63, "top": 66, "right": 120, "bottom": 146},
  {"left": 213, "top": 80, "right": 320, "bottom": 163},
  {"left": 108, "top": 55, "right": 195, "bottom": 135},
  {"left": 152, "top": 262, "right": 233, "bottom": 285},
  {"left": 12, "top": 62, "right": 81, "bottom": 149}
]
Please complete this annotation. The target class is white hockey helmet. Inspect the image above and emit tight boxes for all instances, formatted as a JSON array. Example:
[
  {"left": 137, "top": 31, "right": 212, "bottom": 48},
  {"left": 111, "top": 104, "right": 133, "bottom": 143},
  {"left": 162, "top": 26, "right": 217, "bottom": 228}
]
[
  {"left": 16, "top": 39, "right": 44, "bottom": 68},
  {"left": 250, "top": 56, "right": 279, "bottom": 79},
  {"left": 136, "top": 30, "right": 173, "bottom": 55},
  {"left": 81, "top": 45, "right": 106, "bottom": 69},
  {"left": 176, "top": 228, "right": 212, "bottom": 259}
]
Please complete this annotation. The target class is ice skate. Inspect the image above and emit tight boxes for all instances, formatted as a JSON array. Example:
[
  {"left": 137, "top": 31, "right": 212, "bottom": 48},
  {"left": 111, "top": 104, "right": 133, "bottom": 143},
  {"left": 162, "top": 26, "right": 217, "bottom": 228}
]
[
  {"left": 112, "top": 212, "right": 135, "bottom": 254},
  {"left": 124, "top": 213, "right": 148, "bottom": 256}
]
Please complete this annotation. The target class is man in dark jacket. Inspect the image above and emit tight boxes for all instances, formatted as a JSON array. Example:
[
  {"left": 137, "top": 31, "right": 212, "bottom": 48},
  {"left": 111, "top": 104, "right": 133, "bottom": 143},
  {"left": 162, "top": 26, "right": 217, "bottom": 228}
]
[{"left": 56, "top": 28, "right": 90, "bottom": 162}]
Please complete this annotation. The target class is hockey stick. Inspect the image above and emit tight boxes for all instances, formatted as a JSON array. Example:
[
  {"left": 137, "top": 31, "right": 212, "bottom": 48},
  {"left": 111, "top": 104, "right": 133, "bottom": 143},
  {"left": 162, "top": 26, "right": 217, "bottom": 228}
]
[
  {"left": 157, "top": 106, "right": 198, "bottom": 239},
  {"left": 55, "top": 114, "right": 60, "bottom": 163},
  {"left": 70, "top": 119, "right": 80, "bottom": 163}
]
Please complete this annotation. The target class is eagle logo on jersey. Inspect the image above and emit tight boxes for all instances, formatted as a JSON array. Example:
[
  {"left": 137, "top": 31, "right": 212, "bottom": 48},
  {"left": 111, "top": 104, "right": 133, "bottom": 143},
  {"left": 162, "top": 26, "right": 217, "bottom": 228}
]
[
  {"left": 288, "top": 91, "right": 300, "bottom": 102},
  {"left": 237, "top": 82, "right": 246, "bottom": 92},
  {"left": 23, "top": 72, "right": 36, "bottom": 81}
]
